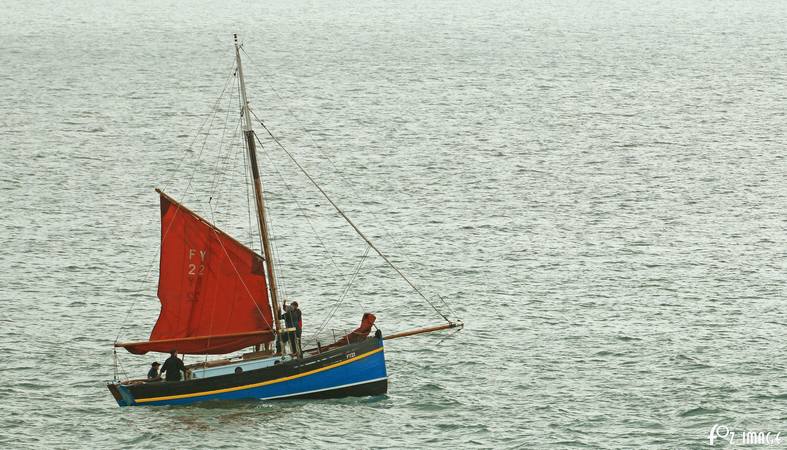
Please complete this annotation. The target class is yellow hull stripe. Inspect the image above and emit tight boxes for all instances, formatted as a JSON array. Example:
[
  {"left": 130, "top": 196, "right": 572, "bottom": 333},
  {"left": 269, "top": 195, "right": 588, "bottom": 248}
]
[{"left": 135, "top": 346, "right": 384, "bottom": 403}]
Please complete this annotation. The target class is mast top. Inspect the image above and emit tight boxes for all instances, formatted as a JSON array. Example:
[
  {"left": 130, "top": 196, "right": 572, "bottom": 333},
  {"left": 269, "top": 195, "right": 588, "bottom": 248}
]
[{"left": 234, "top": 35, "right": 254, "bottom": 133}]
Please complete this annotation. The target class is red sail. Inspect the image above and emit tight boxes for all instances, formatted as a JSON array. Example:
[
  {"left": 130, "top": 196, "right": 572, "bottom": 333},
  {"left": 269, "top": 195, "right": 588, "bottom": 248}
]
[{"left": 120, "top": 191, "right": 273, "bottom": 355}]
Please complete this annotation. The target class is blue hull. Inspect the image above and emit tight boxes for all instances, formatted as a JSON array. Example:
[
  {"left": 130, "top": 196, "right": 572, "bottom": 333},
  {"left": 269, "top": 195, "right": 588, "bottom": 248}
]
[{"left": 109, "top": 338, "right": 387, "bottom": 407}]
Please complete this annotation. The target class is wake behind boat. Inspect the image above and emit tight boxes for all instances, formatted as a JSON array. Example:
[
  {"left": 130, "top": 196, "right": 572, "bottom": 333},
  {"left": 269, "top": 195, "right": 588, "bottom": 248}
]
[{"left": 107, "top": 35, "right": 461, "bottom": 407}]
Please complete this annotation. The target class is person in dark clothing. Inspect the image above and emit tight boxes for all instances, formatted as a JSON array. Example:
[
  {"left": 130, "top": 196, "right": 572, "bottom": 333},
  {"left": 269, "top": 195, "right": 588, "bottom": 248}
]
[
  {"left": 147, "top": 361, "right": 161, "bottom": 381},
  {"left": 281, "top": 301, "right": 303, "bottom": 356},
  {"left": 160, "top": 350, "right": 186, "bottom": 381},
  {"left": 290, "top": 301, "right": 302, "bottom": 354},
  {"left": 281, "top": 303, "right": 294, "bottom": 354},
  {"left": 275, "top": 304, "right": 288, "bottom": 354}
]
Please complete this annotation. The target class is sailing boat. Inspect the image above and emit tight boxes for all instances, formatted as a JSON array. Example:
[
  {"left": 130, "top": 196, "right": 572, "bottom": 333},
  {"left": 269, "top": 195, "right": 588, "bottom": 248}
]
[{"left": 107, "top": 35, "right": 462, "bottom": 407}]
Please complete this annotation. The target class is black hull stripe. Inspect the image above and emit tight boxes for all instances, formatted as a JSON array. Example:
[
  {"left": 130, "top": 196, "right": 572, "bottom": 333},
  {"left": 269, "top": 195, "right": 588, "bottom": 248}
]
[
  {"left": 283, "top": 378, "right": 388, "bottom": 400},
  {"left": 262, "top": 377, "right": 388, "bottom": 400}
]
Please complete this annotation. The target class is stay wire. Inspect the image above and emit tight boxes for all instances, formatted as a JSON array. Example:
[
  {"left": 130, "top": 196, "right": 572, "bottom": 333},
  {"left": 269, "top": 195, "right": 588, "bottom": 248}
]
[
  {"left": 243, "top": 135, "right": 255, "bottom": 250},
  {"left": 208, "top": 75, "right": 238, "bottom": 200},
  {"left": 311, "top": 244, "right": 371, "bottom": 339},
  {"left": 261, "top": 180, "right": 289, "bottom": 303},
  {"left": 114, "top": 59, "right": 243, "bottom": 352},
  {"left": 238, "top": 48, "right": 457, "bottom": 319},
  {"left": 255, "top": 130, "right": 346, "bottom": 282},
  {"left": 161, "top": 57, "right": 237, "bottom": 196},
  {"left": 239, "top": 117, "right": 289, "bottom": 311},
  {"left": 237, "top": 72, "right": 257, "bottom": 250},
  {"left": 251, "top": 113, "right": 450, "bottom": 323},
  {"left": 434, "top": 325, "right": 463, "bottom": 346},
  {"left": 212, "top": 121, "right": 242, "bottom": 218},
  {"left": 256, "top": 137, "right": 370, "bottom": 327},
  {"left": 115, "top": 59, "right": 251, "bottom": 366},
  {"left": 114, "top": 68, "right": 236, "bottom": 345}
]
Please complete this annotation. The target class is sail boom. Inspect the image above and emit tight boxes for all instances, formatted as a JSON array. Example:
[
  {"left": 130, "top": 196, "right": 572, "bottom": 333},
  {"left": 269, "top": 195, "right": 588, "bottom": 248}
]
[{"left": 116, "top": 330, "right": 274, "bottom": 355}]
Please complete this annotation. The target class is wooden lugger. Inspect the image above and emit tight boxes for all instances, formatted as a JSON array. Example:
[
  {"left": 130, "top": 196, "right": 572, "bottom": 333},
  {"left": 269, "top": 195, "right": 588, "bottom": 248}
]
[
  {"left": 108, "top": 336, "right": 387, "bottom": 407},
  {"left": 107, "top": 36, "right": 463, "bottom": 407}
]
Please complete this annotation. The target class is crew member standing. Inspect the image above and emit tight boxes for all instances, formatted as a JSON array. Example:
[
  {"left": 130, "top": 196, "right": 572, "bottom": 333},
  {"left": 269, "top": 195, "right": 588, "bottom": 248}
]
[
  {"left": 290, "top": 301, "right": 303, "bottom": 355},
  {"left": 282, "top": 301, "right": 303, "bottom": 356},
  {"left": 292, "top": 302, "right": 303, "bottom": 355},
  {"left": 160, "top": 350, "right": 186, "bottom": 382}
]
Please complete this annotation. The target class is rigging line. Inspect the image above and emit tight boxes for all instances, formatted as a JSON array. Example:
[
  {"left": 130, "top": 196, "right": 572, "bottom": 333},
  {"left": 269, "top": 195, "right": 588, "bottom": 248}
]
[
  {"left": 250, "top": 118, "right": 450, "bottom": 323},
  {"left": 434, "top": 324, "right": 463, "bottom": 346},
  {"left": 209, "top": 66, "right": 246, "bottom": 219},
  {"left": 238, "top": 50, "right": 455, "bottom": 319},
  {"left": 237, "top": 69, "right": 257, "bottom": 251},
  {"left": 437, "top": 293, "right": 458, "bottom": 318},
  {"left": 116, "top": 351, "right": 128, "bottom": 381},
  {"left": 239, "top": 48, "right": 459, "bottom": 318},
  {"left": 207, "top": 136, "right": 243, "bottom": 346},
  {"left": 207, "top": 130, "right": 243, "bottom": 242},
  {"left": 205, "top": 207, "right": 221, "bottom": 353},
  {"left": 114, "top": 194, "right": 206, "bottom": 344},
  {"left": 252, "top": 149, "right": 282, "bottom": 300},
  {"left": 115, "top": 81, "right": 234, "bottom": 343},
  {"left": 311, "top": 244, "right": 371, "bottom": 339},
  {"left": 238, "top": 111, "right": 290, "bottom": 309},
  {"left": 114, "top": 58, "right": 235, "bottom": 270},
  {"left": 161, "top": 58, "right": 237, "bottom": 195},
  {"left": 207, "top": 128, "right": 237, "bottom": 219},
  {"left": 208, "top": 75, "right": 238, "bottom": 199},
  {"left": 115, "top": 199, "right": 188, "bottom": 343},
  {"left": 254, "top": 139, "right": 376, "bottom": 334},
  {"left": 208, "top": 74, "right": 247, "bottom": 224},
  {"left": 208, "top": 119, "right": 242, "bottom": 221},
  {"left": 205, "top": 135, "right": 248, "bottom": 352},
  {"left": 257, "top": 132, "right": 343, "bottom": 276},
  {"left": 263, "top": 194, "right": 288, "bottom": 302},
  {"left": 114, "top": 69, "right": 237, "bottom": 345},
  {"left": 242, "top": 127, "right": 255, "bottom": 250},
  {"left": 113, "top": 256, "right": 159, "bottom": 343},
  {"left": 239, "top": 49, "right": 456, "bottom": 321},
  {"left": 174, "top": 97, "right": 226, "bottom": 212},
  {"left": 252, "top": 140, "right": 291, "bottom": 303},
  {"left": 117, "top": 66, "right": 248, "bottom": 347},
  {"left": 257, "top": 138, "right": 370, "bottom": 325},
  {"left": 209, "top": 226, "right": 273, "bottom": 331},
  {"left": 208, "top": 66, "right": 243, "bottom": 222},
  {"left": 114, "top": 189, "right": 202, "bottom": 344},
  {"left": 176, "top": 58, "right": 239, "bottom": 210},
  {"left": 182, "top": 95, "right": 224, "bottom": 200},
  {"left": 256, "top": 146, "right": 291, "bottom": 303}
]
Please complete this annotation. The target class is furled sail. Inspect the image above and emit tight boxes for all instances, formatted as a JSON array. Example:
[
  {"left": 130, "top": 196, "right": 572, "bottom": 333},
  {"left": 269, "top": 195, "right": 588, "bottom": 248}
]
[{"left": 118, "top": 190, "right": 274, "bottom": 355}]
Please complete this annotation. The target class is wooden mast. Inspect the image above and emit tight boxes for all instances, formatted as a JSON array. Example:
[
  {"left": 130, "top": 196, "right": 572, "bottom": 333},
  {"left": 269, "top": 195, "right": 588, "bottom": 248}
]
[{"left": 234, "top": 34, "right": 283, "bottom": 345}]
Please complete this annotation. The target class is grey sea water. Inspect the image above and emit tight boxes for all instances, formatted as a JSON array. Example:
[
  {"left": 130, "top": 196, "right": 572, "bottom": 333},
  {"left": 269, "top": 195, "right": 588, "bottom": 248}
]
[{"left": 2, "top": 0, "right": 786, "bottom": 448}]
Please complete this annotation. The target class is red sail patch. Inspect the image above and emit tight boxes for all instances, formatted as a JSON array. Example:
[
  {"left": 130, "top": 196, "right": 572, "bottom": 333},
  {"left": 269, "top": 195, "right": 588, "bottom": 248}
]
[{"left": 121, "top": 192, "right": 273, "bottom": 355}]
